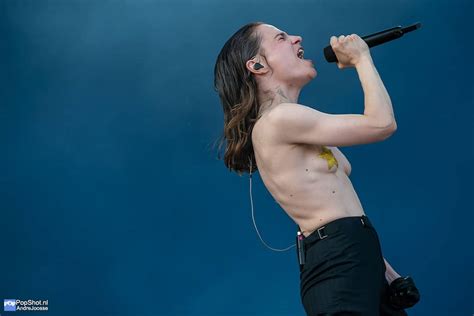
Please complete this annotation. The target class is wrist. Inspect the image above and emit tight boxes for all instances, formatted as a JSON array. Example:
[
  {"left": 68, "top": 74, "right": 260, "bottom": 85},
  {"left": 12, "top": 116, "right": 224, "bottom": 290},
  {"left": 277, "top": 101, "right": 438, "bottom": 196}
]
[
  {"left": 386, "top": 271, "right": 401, "bottom": 285},
  {"left": 355, "top": 54, "right": 374, "bottom": 69}
]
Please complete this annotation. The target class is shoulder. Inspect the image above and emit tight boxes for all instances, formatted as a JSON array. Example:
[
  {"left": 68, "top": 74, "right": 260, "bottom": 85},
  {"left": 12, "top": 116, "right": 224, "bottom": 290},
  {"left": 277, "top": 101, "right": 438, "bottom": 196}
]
[
  {"left": 267, "top": 102, "right": 328, "bottom": 124},
  {"left": 264, "top": 102, "right": 317, "bottom": 126},
  {"left": 269, "top": 102, "right": 310, "bottom": 115},
  {"left": 252, "top": 104, "right": 296, "bottom": 143}
]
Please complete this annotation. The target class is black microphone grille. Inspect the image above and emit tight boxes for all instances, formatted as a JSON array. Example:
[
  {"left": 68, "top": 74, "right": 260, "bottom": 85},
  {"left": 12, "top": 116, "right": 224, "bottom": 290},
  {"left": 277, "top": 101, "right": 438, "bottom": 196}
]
[{"left": 402, "top": 22, "right": 422, "bottom": 34}]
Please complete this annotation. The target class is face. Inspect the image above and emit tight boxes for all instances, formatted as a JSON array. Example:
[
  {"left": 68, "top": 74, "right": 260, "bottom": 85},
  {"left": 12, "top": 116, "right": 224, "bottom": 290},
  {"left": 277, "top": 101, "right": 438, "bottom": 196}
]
[{"left": 254, "top": 24, "right": 317, "bottom": 86}]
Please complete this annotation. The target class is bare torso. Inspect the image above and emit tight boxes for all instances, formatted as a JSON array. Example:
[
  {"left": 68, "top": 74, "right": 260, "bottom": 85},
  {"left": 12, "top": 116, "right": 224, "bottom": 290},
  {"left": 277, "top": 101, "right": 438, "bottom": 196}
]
[{"left": 251, "top": 110, "right": 366, "bottom": 237}]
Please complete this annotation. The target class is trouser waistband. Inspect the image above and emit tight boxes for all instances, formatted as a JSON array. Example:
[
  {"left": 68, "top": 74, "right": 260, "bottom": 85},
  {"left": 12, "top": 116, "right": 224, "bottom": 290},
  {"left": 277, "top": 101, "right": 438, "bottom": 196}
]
[
  {"left": 296, "top": 215, "right": 373, "bottom": 271},
  {"left": 301, "top": 215, "right": 373, "bottom": 246}
]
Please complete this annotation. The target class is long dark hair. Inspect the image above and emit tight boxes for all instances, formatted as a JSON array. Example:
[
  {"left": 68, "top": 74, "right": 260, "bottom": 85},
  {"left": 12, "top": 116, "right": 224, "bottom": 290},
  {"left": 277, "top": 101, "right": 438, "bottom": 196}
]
[{"left": 213, "top": 22, "right": 264, "bottom": 176}]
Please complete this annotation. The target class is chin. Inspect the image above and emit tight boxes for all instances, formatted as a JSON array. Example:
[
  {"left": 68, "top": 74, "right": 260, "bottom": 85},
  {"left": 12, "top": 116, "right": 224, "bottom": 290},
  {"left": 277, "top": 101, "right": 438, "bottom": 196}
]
[{"left": 303, "top": 69, "right": 317, "bottom": 84}]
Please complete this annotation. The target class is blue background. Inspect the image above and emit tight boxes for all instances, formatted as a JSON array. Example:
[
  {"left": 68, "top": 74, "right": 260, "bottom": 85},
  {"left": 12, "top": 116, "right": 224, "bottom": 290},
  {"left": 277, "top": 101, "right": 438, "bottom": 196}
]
[{"left": 1, "top": 0, "right": 472, "bottom": 315}]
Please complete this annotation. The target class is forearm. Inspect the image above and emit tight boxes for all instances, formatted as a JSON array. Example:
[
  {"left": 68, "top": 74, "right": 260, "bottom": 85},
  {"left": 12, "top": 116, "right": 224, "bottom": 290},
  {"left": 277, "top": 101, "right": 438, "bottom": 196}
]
[
  {"left": 355, "top": 55, "right": 396, "bottom": 129},
  {"left": 384, "top": 257, "right": 402, "bottom": 284}
]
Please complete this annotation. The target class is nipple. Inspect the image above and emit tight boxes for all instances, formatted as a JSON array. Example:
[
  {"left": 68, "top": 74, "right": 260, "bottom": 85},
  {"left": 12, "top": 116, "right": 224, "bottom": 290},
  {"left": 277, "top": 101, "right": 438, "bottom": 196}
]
[{"left": 318, "top": 146, "right": 339, "bottom": 170}]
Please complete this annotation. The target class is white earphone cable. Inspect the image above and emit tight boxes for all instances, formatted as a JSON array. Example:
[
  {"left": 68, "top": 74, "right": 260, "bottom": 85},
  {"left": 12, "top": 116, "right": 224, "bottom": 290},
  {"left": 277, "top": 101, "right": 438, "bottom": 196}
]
[{"left": 249, "top": 158, "right": 296, "bottom": 252}]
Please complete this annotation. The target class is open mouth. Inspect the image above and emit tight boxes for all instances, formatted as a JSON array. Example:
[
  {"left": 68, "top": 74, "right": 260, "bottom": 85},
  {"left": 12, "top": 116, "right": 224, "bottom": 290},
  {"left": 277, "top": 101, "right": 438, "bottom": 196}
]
[{"left": 297, "top": 47, "right": 304, "bottom": 59}]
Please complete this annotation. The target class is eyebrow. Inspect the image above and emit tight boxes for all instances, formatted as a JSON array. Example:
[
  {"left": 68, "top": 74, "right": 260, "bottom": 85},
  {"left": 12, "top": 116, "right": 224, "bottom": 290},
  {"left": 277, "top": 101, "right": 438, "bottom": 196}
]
[{"left": 274, "top": 32, "right": 287, "bottom": 40}]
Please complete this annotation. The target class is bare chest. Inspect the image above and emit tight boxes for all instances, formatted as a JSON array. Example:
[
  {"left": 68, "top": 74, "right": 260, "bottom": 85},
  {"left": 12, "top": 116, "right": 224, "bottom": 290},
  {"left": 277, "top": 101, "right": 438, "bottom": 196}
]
[
  {"left": 252, "top": 118, "right": 350, "bottom": 179},
  {"left": 251, "top": 117, "right": 357, "bottom": 224}
]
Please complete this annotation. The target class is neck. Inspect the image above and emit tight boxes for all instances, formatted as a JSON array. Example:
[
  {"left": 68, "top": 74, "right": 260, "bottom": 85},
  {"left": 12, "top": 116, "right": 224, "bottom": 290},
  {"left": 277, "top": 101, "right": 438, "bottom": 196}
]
[{"left": 257, "top": 84, "right": 301, "bottom": 117}]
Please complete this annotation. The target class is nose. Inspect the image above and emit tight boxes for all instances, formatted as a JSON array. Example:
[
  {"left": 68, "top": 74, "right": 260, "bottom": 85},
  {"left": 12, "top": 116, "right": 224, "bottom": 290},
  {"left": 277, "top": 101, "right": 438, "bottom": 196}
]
[{"left": 292, "top": 35, "right": 303, "bottom": 44}]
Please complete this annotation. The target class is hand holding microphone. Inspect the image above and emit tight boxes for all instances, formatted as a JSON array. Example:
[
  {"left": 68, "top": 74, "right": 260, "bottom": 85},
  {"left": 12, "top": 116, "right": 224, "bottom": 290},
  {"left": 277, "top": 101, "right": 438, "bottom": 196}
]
[
  {"left": 329, "top": 34, "right": 371, "bottom": 69},
  {"left": 325, "top": 22, "right": 422, "bottom": 65}
]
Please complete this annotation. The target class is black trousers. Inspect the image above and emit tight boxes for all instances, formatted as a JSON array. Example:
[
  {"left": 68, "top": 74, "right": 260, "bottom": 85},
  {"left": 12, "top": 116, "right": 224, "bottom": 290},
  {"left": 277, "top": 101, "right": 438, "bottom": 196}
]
[{"left": 299, "top": 215, "right": 408, "bottom": 316}]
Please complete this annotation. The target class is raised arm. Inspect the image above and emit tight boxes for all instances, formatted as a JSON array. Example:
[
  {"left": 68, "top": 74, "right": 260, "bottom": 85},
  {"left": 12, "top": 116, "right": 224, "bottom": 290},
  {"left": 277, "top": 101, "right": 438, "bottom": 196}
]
[
  {"left": 267, "top": 102, "right": 397, "bottom": 147},
  {"left": 267, "top": 36, "right": 397, "bottom": 148}
]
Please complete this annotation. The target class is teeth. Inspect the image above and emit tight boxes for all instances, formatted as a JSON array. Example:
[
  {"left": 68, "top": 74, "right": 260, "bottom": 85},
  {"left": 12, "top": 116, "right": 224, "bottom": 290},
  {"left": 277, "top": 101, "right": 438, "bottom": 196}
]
[{"left": 297, "top": 48, "right": 304, "bottom": 59}]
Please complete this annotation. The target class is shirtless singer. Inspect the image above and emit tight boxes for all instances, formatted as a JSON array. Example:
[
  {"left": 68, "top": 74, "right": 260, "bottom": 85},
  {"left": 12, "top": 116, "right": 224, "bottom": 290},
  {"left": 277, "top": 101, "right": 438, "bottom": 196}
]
[{"left": 214, "top": 22, "right": 420, "bottom": 315}]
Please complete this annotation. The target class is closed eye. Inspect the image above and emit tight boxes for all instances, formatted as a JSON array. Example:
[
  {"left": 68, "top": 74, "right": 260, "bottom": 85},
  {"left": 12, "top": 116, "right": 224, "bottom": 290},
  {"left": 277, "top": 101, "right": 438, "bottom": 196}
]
[{"left": 275, "top": 32, "right": 287, "bottom": 41}]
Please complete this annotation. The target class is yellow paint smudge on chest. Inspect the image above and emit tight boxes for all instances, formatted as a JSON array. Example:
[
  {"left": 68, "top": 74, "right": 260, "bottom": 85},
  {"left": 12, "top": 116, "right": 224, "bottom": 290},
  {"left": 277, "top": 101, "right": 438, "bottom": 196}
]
[{"left": 318, "top": 146, "right": 339, "bottom": 170}]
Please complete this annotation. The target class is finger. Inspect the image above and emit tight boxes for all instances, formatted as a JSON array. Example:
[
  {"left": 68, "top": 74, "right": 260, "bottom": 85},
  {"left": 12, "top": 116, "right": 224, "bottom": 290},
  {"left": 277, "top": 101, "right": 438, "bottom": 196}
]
[
  {"left": 338, "top": 35, "right": 345, "bottom": 42},
  {"left": 330, "top": 36, "right": 338, "bottom": 46}
]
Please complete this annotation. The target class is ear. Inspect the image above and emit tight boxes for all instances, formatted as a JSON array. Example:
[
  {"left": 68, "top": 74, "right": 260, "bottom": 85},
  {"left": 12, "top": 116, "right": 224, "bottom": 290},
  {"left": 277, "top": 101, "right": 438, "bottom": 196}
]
[{"left": 246, "top": 58, "right": 268, "bottom": 75}]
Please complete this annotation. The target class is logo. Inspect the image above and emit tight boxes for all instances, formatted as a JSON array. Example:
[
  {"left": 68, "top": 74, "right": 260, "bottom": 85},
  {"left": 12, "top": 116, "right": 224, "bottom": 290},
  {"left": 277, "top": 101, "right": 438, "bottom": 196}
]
[{"left": 4, "top": 299, "right": 16, "bottom": 311}]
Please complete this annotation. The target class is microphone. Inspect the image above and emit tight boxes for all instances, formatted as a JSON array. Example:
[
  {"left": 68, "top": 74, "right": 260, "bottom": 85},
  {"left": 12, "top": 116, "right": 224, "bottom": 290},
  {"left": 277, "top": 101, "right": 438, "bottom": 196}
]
[{"left": 324, "top": 22, "right": 422, "bottom": 63}]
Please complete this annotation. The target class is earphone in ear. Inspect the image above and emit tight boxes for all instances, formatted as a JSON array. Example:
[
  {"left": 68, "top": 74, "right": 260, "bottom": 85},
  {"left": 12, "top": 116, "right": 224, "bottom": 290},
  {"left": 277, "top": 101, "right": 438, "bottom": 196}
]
[{"left": 253, "top": 63, "right": 264, "bottom": 70}]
